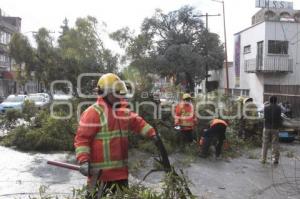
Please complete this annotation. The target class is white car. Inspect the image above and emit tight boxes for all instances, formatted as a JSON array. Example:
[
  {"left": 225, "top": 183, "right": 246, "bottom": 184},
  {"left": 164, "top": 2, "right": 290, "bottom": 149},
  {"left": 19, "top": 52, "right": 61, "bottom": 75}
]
[
  {"left": 27, "top": 94, "right": 50, "bottom": 109},
  {"left": 0, "top": 95, "right": 27, "bottom": 113},
  {"left": 53, "top": 93, "right": 73, "bottom": 101},
  {"left": 36, "top": 93, "right": 51, "bottom": 103}
]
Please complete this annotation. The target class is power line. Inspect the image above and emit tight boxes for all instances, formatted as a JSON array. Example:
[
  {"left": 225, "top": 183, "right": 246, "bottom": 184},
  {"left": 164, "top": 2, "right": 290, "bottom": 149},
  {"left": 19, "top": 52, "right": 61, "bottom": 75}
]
[{"left": 193, "top": 13, "right": 220, "bottom": 95}]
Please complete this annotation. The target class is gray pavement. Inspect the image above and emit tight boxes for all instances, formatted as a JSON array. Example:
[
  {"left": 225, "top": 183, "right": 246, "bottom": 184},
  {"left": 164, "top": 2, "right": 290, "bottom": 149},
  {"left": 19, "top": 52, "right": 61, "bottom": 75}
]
[{"left": 0, "top": 142, "right": 300, "bottom": 198}]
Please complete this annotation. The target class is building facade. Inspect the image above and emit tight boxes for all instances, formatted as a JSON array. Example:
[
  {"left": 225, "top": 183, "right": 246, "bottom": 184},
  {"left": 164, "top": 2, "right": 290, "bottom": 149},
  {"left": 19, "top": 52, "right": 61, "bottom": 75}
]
[
  {"left": 0, "top": 8, "right": 21, "bottom": 97},
  {"left": 210, "top": 7, "right": 300, "bottom": 115}
]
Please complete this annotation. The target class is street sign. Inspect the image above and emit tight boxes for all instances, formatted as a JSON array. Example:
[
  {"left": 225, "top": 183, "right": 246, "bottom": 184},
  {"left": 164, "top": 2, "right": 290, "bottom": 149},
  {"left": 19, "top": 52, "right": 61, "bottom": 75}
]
[{"left": 255, "top": 0, "right": 293, "bottom": 9}]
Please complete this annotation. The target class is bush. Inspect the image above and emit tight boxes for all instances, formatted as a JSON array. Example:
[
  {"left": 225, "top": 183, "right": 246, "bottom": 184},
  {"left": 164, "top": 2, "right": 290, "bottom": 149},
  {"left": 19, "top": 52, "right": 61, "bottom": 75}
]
[
  {"left": 4, "top": 109, "right": 22, "bottom": 128},
  {"left": 10, "top": 125, "right": 29, "bottom": 149},
  {"left": 23, "top": 100, "right": 37, "bottom": 121},
  {"left": 32, "top": 110, "right": 50, "bottom": 128},
  {"left": 2, "top": 110, "right": 77, "bottom": 151},
  {"left": 35, "top": 113, "right": 76, "bottom": 151}
]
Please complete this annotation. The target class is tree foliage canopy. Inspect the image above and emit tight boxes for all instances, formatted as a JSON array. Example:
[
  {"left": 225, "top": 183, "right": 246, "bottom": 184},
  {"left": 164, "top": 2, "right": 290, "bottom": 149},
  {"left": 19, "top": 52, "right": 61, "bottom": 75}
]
[
  {"left": 9, "top": 16, "right": 118, "bottom": 93},
  {"left": 9, "top": 6, "right": 225, "bottom": 94},
  {"left": 9, "top": 33, "right": 34, "bottom": 66},
  {"left": 111, "top": 6, "right": 225, "bottom": 92}
]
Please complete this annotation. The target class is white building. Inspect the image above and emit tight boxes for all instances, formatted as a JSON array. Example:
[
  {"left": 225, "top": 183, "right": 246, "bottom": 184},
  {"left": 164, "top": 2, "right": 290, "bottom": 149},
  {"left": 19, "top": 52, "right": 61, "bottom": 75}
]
[{"left": 210, "top": 7, "right": 300, "bottom": 115}]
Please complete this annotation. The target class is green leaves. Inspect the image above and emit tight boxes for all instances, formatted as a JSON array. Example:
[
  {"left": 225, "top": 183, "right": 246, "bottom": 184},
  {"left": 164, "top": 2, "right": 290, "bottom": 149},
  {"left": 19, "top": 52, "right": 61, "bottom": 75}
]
[
  {"left": 111, "top": 6, "right": 224, "bottom": 93},
  {"left": 9, "top": 33, "right": 33, "bottom": 65},
  {"left": 9, "top": 16, "right": 119, "bottom": 93}
]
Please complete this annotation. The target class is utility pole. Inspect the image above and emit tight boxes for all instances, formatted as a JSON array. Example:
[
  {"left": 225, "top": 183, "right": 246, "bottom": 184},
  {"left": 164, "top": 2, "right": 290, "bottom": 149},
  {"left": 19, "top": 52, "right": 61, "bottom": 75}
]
[
  {"left": 193, "top": 13, "right": 220, "bottom": 94},
  {"left": 212, "top": 0, "right": 229, "bottom": 94}
]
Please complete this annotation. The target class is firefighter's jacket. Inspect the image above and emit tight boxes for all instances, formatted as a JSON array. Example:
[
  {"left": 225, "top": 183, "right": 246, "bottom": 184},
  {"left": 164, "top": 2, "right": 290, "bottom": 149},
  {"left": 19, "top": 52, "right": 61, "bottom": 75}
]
[
  {"left": 175, "top": 101, "right": 197, "bottom": 131},
  {"left": 74, "top": 97, "right": 156, "bottom": 182}
]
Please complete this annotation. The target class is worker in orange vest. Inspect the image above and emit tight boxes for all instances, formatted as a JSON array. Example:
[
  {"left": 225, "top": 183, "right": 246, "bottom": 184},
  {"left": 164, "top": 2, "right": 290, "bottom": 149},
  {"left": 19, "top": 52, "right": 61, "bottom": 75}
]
[
  {"left": 174, "top": 93, "right": 197, "bottom": 143},
  {"left": 74, "top": 73, "right": 170, "bottom": 198},
  {"left": 199, "top": 119, "right": 228, "bottom": 158}
]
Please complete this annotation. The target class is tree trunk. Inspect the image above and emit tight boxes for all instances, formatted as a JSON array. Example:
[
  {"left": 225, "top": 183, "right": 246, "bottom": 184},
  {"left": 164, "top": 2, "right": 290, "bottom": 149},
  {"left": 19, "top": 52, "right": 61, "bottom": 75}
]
[{"left": 185, "top": 72, "right": 194, "bottom": 93}]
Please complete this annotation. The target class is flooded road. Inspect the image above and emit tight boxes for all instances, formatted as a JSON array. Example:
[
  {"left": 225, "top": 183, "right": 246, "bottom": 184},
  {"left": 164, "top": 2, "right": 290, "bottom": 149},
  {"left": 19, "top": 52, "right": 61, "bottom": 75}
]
[{"left": 1, "top": 143, "right": 300, "bottom": 198}]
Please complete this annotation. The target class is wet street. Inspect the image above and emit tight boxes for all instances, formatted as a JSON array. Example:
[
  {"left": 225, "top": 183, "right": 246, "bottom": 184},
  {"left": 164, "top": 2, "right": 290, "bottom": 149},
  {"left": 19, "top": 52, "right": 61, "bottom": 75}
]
[
  {"left": 0, "top": 143, "right": 300, "bottom": 199},
  {"left": 0, "top": 146, "right": 85, "bottom": 198},
  {"left": 129, "top": 143, "right": 300, "bottom": 199}
]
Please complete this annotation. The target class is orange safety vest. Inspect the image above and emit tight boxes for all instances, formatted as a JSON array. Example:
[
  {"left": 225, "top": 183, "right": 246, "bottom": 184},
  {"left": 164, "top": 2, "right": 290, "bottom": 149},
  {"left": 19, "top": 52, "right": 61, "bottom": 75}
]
[
  {"left": 210, "top": 119, "right": 228, "bottom": 128},
  {"left": 74, "top": 97, "right": 155, "bottom": 182},
  {"left": 175, "top": 101, "right": 196, "bottom": 131}
]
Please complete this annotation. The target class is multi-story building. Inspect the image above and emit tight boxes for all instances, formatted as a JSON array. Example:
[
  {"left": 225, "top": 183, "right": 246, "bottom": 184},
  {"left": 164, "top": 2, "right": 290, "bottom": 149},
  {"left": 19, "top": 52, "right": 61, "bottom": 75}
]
[
  {"left": 209, "top": 7, "right": 300, "bottom": 115},
  {"left": 0, "top": 8, "right": 21, "bottom": 97}
]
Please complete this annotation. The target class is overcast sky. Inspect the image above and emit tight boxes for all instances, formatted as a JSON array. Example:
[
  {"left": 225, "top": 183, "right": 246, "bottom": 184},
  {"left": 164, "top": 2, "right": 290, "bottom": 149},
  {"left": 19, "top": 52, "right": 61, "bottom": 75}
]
[{"left": 1, "top": 0, "right": 300, "bottom": 63}]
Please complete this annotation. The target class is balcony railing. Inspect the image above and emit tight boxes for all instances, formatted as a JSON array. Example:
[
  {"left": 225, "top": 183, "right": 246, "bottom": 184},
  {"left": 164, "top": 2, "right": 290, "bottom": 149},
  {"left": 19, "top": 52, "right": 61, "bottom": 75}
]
[
  {"left": 0, "top": 61, "right": 10, "bottom": 67},
  {"left": 245, "top": 56, "right": 293, "bottom": 73}
]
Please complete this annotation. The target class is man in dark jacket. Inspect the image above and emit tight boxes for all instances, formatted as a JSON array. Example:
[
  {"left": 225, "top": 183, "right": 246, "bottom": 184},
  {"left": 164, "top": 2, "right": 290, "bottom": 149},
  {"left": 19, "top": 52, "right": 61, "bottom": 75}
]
[
  {"left": 199, "top": 119, "right": 228, "bottom": 158},
  {"left": 261, "top": 96, "right": 282, "bottom": 164}
]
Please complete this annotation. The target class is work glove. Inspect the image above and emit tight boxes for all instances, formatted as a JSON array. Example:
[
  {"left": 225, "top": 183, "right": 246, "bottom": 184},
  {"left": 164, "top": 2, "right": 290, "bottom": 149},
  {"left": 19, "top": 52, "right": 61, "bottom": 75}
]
[
  {"left": 174, "top": 125, "right": 181, "bottom": 130},
  {"left": 153, "top": 135, "right": 171, "bottom": 172},
  {"left": 79, "top": 161, "right": 90, "bottom": 176}
]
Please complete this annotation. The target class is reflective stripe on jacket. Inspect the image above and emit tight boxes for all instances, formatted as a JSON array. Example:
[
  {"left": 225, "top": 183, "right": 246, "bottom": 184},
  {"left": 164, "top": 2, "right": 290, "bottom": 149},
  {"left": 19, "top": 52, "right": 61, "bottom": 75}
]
[
  {"left": 175, "top": 101, "right": 196, "bottom": 131},
  {"left": 74, "top": 97, "right": 156, "bottom": 182}
]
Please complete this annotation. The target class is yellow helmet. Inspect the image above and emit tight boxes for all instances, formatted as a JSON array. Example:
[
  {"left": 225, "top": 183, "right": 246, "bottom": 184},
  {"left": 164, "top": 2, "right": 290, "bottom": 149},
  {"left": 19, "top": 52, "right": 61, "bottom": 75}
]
[
  {"left": 182, "top": 93, "right": 192, "bottom": 100},
  {"left": 97, "top": 73, "right": 127, "bottom": 94}
]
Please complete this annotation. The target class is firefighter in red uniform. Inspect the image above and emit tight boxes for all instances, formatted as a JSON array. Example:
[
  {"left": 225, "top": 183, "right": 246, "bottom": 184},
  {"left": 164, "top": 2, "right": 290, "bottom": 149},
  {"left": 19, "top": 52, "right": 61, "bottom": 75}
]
[
  {"left": 74, "top": 73, "right": 170, "bottom": 198},
  {"left": 174, "top": 93, "right": 197, "bottom": 143}
]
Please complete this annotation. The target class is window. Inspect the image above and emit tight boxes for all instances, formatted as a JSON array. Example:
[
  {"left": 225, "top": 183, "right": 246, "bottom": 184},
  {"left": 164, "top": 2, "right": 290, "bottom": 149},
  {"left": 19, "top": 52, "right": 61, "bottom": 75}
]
[
  {"left": 233, "top": 89, "right": 241, "bottom": 96},
  {"left": 257, "top": 41, "right": 264, "bottom": 68},
  {"left": 264, "top": 10, "right": 276, "bottom": 19},
  {"left": 280, "top": 13, "right": 294, "bottom": 21},
  {"left": 242, "top": 89, "right": 250, "bottom": 96},
  {"left": 231, "top": 89, "right": 250, "bottom": 97},
  {"left": 0, "top": 54, "right": 9, "bottom": 65},
  {"left": 280, "top": 12, "right": 291, "bottom": 19},
  {"left": 0, "top": 31, "right": 11, "bottom": 44},
  {"left": 0, "top": 31, "right": 4, "bottom": 44},
  {"left": 6, "top": 33, "right": 11, "bottom": 44},
  {"left": 0, "top": 55, "right": 5, "bottom": 62},
  {"left": 268, "top": 40, "right": 288, "bottom": 54},
  {"left": 244, "top": 45, "right": 251, "bottom": 54}
]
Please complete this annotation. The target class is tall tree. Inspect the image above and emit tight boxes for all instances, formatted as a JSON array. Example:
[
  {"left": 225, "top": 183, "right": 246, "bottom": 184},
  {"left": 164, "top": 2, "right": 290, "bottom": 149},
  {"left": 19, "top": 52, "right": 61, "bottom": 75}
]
[
  {"left": 58, "top": 16, "right": 118, "bottom": 94},
  {"left": 60, "top": 18, "right": 69, "bottom": 35},
  {"left": 9, "top": 33, "right": 36, "bottom": 87},
  {"left": 111, "top": 6, "right": 225, "bottom": 92},
  {"left": 9, "top": 16, "right": 119, "bottom": 94},
  {"left": 34, "top": 28, "right": 59, "bottom": 90}
]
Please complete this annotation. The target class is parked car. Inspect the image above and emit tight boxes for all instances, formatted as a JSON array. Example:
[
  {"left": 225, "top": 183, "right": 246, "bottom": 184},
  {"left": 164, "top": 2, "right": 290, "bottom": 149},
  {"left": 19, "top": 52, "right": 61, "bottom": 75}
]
[
  {"left": 34, "top": 93, "right": 52, "bottom": 104},
  {"left": 53, "top": 91, "right": 73, "bottom": 101},
  {"left": 27, "top": 94, "right": 50, "bottom": 110},
  {"left": 0, "top": 95, "right": 27, "bottom": 113}
]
